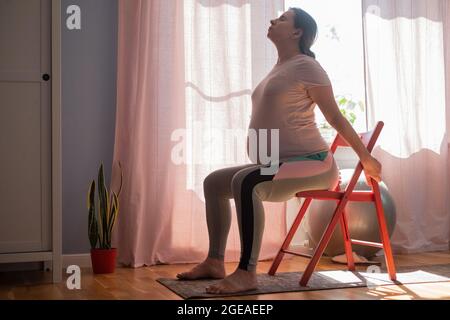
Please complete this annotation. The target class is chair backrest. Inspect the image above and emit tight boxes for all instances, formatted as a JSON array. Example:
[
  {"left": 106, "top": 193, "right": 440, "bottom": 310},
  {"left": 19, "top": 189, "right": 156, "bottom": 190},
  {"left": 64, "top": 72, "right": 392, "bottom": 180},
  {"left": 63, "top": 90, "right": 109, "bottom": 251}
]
[
  {"left": 329, "top": 121, "right": 384, "bottom": 192},
  {"left": 329, "top": 121, "right": 384, "bottom": 154}
]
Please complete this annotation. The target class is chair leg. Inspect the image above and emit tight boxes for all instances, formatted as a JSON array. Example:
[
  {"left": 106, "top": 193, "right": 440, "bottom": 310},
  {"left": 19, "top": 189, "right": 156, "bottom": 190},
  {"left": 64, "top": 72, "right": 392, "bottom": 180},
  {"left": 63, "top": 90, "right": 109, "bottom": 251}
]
[
  {"left": 300, "top": 201, "right": 347, "bottom": 286},
  {"left": 339, "top": 209, "right": 355, "bottom": 271},
  {"left": 268, "top": 198, "right": 312, "bottom": 276},
  {"left": 372, "top": 181, "right": 397, "bottom": 281},
  {"left": 334, "top": 181, "right": 354, "bottom": 270}
]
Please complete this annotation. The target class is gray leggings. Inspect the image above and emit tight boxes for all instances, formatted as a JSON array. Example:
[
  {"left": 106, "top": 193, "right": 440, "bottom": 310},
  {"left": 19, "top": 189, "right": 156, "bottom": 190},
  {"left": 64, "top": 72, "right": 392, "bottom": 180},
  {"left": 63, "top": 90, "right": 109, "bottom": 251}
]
[{"left": 203, "top": 158, "right": 339, "bottom": 272}]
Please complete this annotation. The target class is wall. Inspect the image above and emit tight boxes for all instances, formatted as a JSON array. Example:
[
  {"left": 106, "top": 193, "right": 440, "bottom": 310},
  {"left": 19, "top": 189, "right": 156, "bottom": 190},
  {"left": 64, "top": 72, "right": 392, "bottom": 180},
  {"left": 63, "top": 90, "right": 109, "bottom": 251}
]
[{"left": 61, "top": 0, "right": 118, "bottom": 254}]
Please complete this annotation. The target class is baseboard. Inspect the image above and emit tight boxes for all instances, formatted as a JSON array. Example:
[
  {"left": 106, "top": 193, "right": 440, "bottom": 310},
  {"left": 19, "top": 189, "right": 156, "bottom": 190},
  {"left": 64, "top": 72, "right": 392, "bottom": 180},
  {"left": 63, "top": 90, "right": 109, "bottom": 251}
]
[
  {"left": 62, "top": 253, "right": 122, "bottom": 269},
  {"left": 0, "top": 254, "right": 92, "bottom": 272},
  {"left": 391, "top": 244, "right": 450, "bottom": 255},
  {"left": 0, "top": 261, "right": 43, "bottom": 272},
  {"left": 24, "top": 244, "right": 450, "bottom": 271},
  {"left": 62, "top": 253, "right": 92, "bottom": 269}
]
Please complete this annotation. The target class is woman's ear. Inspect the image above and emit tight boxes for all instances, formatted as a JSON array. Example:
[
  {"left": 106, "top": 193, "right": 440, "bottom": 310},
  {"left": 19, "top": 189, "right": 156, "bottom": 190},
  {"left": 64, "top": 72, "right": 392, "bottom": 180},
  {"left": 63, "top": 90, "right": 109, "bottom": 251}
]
[{"left": 292, "top": 29, "right": 303, "bottom": 39}]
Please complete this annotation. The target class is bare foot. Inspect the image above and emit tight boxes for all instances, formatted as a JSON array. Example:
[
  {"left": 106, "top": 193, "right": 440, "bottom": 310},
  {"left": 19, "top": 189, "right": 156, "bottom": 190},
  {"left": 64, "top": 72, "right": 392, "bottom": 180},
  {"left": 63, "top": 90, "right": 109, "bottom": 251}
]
[
  {"left": 176, "top": 257, "right": 226, "bottom": 280},
  {"left": 205, "top": 268, "right": 258, "bottom": 294}
]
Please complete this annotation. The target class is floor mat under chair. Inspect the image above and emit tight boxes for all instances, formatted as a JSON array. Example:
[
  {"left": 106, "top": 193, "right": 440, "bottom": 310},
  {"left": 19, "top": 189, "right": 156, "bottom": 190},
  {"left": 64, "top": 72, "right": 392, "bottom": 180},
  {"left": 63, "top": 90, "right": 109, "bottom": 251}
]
[{"left": 156, "top": 263, "right": 450, "bottom": 299}]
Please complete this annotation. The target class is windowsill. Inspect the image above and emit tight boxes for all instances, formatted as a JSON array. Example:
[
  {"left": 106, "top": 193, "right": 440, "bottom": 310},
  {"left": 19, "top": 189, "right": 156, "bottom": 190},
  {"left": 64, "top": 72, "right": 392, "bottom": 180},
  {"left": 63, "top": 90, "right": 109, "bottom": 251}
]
[
  {"left": 322, "top": 130, "right": 360, "bottom": 169},
  {"left": 333, "top": 147, "right": 359, "bottom": 169}
]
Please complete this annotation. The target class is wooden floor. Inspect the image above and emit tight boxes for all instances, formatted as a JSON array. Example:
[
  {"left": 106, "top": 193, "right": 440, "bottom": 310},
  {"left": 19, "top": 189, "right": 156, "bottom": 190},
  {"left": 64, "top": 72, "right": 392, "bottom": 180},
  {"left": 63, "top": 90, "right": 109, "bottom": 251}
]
[{"left": 1, "top": 251, "right": 450, "bottom": 300}]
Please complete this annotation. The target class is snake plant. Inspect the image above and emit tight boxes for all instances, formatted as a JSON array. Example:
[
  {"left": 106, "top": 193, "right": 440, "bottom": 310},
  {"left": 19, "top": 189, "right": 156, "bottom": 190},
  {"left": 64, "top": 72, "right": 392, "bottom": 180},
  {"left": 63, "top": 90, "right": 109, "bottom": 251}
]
[{"left": 88, "top": 161, "right": 123, "bottom": 249}]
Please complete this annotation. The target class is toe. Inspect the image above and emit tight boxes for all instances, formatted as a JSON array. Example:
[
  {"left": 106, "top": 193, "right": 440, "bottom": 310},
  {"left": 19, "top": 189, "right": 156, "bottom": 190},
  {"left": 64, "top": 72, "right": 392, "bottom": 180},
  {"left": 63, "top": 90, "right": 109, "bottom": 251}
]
[
  {"left": 177, "top": 272, "right": 189, "bottom": 279},
  {"left": 214, "top": 285, "right": 224, "bottom": 293},
  {"left": 206, "top": 285, "right": 218, "bottom": 294},
  {"left": 215, "top": 287, "right": 224, "bottom": 294}
]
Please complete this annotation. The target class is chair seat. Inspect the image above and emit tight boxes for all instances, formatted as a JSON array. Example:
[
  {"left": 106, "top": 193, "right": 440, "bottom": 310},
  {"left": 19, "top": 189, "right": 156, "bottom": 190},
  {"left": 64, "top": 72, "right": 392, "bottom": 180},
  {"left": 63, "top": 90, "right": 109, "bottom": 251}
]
[{"left": 295, "top": 190, "right": 375, "bottom": 202}]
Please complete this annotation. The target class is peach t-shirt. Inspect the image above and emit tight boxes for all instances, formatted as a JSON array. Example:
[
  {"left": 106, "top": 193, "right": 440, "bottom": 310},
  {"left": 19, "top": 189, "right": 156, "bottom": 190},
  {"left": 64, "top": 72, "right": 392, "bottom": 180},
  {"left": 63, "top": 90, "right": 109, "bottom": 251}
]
[{"left": 247, "top": 54, "right": 331, "bottom": 166}]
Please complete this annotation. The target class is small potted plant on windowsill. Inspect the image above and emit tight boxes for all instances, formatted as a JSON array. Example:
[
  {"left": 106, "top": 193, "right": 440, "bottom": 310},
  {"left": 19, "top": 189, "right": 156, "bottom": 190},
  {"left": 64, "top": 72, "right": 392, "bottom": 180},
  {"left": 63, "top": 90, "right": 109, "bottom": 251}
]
[
  {"left": 319, "top": 95, "right": 364, "bottom": 144},
  {"left": 87, "top": 161, "right": 123, "bottom": 274}
]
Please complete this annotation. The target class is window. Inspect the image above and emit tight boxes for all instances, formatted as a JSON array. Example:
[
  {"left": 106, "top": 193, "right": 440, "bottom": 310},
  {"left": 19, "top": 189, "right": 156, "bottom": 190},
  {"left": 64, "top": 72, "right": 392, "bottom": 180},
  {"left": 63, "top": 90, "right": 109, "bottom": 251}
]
[{"left": 285, "top": 0, "right": 367, "bottom": 142}]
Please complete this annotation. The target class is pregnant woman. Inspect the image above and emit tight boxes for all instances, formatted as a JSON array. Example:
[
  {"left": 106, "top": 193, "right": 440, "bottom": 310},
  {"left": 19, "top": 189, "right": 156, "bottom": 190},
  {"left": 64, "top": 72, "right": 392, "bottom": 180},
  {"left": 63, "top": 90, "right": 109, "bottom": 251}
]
[{"left": 176, "top": 7, "right": 382, "bottom": 294}]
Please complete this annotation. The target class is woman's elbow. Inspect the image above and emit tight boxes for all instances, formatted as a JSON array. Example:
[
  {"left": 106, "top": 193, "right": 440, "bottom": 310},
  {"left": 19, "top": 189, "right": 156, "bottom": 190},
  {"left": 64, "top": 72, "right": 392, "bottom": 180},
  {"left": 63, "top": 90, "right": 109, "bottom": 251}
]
[{"left": 327, "top": 113, "right": 346, "bottom": 129}]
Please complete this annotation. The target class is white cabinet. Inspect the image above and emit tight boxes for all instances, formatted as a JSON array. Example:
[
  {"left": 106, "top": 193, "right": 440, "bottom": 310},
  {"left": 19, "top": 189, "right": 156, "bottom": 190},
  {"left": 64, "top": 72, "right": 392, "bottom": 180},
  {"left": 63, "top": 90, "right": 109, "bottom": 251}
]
[{"left": 0, "top": 0, "right": 61, "bottom": 283}]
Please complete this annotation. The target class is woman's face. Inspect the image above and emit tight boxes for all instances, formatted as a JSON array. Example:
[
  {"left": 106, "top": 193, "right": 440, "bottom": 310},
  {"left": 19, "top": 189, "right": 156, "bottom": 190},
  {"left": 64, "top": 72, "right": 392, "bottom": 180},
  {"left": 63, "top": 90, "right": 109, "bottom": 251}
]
[{"left": 268, "top": 9, "right": 302, "bottom": 42}]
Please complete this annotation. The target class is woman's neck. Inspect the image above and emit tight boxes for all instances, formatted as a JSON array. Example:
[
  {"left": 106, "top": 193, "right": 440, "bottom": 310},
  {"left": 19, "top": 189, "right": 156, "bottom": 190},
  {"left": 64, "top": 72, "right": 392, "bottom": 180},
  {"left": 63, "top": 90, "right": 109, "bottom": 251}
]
[{"left": 276, "top": 47, "right": 303, "bottom": 64}]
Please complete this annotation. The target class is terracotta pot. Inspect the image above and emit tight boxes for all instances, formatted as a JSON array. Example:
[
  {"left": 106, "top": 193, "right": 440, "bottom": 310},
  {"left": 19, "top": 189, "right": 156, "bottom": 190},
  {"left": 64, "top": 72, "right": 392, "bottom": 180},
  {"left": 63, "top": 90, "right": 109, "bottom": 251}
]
[{"left": 90, "top": 248, "right": 117, "bottom": 274}]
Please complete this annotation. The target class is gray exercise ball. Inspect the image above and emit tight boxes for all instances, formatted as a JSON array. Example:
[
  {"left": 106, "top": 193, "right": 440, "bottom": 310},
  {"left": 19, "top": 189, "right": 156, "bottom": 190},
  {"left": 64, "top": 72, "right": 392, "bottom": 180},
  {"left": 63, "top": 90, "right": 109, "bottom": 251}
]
[{"left": 305, "top": 169, "right": 396, "bottom": 258}]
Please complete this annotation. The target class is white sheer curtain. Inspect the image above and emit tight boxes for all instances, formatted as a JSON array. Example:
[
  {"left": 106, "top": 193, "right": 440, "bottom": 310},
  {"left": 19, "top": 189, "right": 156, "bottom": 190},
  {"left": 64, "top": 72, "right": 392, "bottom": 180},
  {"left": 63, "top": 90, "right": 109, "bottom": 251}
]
[
  {"left": 184, "top": 0, "right": 284, "bottom": 201},
  {"left": 182, "top": 0, "right": 287, "bottom": 262},
  {"left": 362, "top": 0, "right": 450, "bottom": 253}
]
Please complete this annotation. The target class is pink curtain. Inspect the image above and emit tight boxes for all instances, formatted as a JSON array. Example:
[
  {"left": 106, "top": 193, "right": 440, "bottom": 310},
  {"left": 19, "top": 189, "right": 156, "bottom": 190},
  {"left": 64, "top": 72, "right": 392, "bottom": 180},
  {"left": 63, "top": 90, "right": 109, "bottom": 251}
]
[
  {"left": 110, "top": 0, "right": 287, "bottom": 267},
  {"left": 362, "top": 0, "right": 450, "bottom": 253}
]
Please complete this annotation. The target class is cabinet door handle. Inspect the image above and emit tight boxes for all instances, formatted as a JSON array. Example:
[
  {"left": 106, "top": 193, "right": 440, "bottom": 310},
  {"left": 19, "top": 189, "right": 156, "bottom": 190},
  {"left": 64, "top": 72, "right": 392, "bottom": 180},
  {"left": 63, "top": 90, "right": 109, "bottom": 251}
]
[{"left": 42, "top": 73, "right": 50, "bottom": 81}]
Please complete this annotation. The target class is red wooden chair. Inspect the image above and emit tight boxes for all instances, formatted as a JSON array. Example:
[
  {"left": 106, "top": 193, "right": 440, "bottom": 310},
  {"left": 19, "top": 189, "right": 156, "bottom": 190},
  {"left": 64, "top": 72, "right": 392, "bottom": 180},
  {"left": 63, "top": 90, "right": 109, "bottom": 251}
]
[{"left": 268, "top": 121, "right": 397, "bottom": 286}]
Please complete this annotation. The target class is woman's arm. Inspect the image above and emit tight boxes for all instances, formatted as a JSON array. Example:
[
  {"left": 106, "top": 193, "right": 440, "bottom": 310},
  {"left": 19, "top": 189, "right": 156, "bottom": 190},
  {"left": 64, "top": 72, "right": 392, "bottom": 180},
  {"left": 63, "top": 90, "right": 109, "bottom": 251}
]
[{"left": 307, "top": 85, "right": 382, "bottom": 186}]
